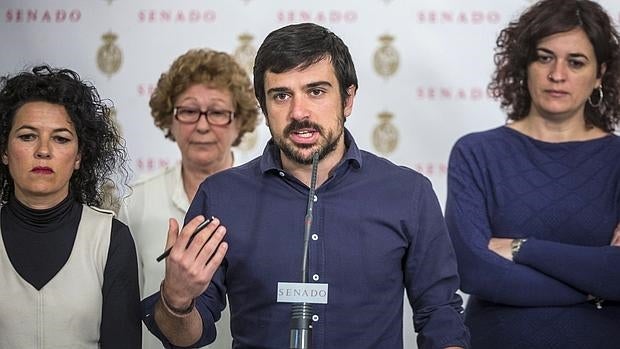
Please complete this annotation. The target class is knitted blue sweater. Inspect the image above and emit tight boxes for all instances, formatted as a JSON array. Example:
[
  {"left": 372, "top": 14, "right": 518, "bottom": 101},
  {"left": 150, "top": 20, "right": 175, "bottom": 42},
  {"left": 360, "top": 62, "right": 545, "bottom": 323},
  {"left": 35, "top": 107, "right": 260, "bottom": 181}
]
[{"left": 446, "top": 126, "right": 620, "bottom": 349}]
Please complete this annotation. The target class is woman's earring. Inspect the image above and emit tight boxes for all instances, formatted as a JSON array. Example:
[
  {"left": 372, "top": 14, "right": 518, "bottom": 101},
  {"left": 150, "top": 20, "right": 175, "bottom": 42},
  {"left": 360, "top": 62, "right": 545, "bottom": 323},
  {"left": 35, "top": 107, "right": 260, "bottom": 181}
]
[{"left": 588, "top": 86, "right": 604, "bottom": 108}]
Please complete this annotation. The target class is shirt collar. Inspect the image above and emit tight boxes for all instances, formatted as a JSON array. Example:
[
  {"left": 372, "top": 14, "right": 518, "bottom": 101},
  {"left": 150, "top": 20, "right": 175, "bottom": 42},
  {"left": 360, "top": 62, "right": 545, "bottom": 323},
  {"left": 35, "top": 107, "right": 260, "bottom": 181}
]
[
  {"left": 171, "top": 162, "right": 190, "bottom": 213},
  {"left": 259, "top": 128, "right": 362, "bottom": 174}
]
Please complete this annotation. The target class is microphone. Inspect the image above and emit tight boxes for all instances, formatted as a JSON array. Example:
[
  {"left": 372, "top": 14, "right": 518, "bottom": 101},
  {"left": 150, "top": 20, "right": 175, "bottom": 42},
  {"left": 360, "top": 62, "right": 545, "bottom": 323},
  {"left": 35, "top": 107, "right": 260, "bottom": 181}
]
[{"left": 289, "top": 152, "right": 319, "bottom": 349}]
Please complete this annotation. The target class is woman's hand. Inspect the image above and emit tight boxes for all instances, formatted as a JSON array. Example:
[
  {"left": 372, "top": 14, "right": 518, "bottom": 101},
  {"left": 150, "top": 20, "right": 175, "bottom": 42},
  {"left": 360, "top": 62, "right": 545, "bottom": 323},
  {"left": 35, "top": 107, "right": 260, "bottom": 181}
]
[{"left": 488, "top": 237, "right": 514, "bottom": 261}]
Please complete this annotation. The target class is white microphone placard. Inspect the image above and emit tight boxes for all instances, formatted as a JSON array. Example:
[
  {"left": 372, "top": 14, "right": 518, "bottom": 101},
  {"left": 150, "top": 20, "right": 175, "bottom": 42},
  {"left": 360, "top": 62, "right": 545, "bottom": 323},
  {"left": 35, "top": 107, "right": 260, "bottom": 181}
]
[{"left": 277, "top": 282, "right": 329, "bottom": 304}]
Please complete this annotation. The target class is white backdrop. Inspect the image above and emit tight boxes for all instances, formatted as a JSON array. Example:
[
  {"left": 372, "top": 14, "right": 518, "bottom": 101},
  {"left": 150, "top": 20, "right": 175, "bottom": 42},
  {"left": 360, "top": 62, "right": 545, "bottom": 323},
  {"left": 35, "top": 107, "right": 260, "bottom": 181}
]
[{"left": 2, "top": 1, "right": 619, "bottom": 347}]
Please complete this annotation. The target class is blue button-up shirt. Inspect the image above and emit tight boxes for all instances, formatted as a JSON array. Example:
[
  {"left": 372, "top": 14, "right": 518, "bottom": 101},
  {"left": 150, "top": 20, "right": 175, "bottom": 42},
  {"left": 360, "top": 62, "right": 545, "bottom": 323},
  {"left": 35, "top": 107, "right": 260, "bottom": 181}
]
[{"left": 143, "top": 130, "right": 469, "bottom": 349}]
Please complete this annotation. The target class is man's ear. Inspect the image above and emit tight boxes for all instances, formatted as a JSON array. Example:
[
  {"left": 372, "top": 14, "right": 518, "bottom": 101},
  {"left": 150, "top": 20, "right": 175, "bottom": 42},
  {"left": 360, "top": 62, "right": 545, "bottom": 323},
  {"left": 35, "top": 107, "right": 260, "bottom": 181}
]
[{"left": 343, "top": 85, "right": 357, "bottom": 118}]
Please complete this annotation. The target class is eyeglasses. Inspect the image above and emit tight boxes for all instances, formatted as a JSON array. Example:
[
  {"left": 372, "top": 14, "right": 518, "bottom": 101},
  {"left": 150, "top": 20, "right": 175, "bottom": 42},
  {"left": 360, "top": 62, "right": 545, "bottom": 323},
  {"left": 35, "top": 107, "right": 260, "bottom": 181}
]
[{"left": 173, "top": 106, "right": 235, "bottom": 126}]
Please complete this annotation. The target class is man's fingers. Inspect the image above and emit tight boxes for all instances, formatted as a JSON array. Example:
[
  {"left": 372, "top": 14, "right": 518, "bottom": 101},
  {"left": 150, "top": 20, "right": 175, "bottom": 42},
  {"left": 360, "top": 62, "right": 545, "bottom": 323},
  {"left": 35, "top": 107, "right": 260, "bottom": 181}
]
[
  {"left": 184, "top": 217, "right": 221, "bottom": 259},
  {"left": 194, "top": 225, "right": 227, "bottom": 267},
  {"left": 203, "top": 241, "right": 228, "bottom": 277},
  {"left": 165, "top": 218, "right": 179, "bottom": 250}
]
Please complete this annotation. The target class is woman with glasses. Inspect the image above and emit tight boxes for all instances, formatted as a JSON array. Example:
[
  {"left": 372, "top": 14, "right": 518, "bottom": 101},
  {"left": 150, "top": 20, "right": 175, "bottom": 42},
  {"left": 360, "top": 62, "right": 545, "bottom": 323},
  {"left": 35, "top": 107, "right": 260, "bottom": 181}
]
[{"left": 118, "top": 49, "right": 259, "bottom": 349}]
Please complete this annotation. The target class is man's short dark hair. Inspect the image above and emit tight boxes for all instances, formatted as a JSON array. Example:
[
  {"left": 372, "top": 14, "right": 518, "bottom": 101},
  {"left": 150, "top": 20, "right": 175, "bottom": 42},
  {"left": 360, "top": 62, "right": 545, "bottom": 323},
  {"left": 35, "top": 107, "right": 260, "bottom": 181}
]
[{"left": 253, "top": 22, "right": 358, "bottom": 115}]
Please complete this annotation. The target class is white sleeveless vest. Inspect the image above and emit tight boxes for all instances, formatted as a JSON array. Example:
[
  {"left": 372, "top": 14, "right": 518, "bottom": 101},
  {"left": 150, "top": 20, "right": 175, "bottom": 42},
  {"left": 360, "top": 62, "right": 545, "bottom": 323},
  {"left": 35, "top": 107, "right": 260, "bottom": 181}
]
[{"left": 0, "top": 205, "right": 112, "bottom": 349}]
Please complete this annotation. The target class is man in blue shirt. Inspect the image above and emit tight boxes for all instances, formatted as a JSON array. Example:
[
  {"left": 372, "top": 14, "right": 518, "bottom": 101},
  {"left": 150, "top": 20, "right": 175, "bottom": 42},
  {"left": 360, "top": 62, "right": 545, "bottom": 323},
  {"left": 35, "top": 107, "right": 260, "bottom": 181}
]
[{"left": 143, "top": 22, "right": 469, "bottom": 349}]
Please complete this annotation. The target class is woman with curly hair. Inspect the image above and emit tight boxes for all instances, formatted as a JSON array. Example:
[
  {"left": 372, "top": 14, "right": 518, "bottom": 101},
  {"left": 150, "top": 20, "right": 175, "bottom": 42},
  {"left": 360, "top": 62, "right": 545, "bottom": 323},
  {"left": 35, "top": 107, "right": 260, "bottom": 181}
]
[
  {"left": 445, "top": 0, "right": 620, "bottom": 347},
  {"left": 118, "top": 48, "right": 259, "bottom": 349},
  {"left": 0, "top": 65, "right": 140, "bottom": 347}
]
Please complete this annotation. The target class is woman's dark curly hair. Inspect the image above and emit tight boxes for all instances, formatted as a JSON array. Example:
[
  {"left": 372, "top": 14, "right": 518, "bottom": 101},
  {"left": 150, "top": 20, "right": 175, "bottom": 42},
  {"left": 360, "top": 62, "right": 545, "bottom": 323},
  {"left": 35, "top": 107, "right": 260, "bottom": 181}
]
[
  {"left": 488, "top": 0, "right": 620, "bottom": 131},
  {"left": 0, "top": 65, "right": 129, "bottom": 206},
  {"left": 149, "top": 49, "right": 259, "bottom": 146}
]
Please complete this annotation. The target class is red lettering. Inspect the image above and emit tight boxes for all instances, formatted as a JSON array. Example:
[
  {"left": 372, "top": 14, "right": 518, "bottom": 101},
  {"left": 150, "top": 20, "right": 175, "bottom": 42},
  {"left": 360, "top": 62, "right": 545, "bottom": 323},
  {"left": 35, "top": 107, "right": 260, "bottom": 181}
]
[
  {"left": 329, "top": 11, "right": 341, "bottom": 22},
  {"left": 42, "top": 10, "right": 51, "bottom": 22},
  {"left": 417, "top": 87, "right": 425, "bottom": 99},
  {"left": 344, "top": 11, "right": 357, "bottom": 22},
  {"left": 188, "top": 10, "right": 200, "bottom": 22},
  {"left": 299, "top": 10, "right": 311, "bottom": 22},
  {"left": 277, "top": 10, "right": 356, "bottom": 24},
  {"left": 471, "top": 11, "right": 483, "bottom": 24},
  {"left": 158, "top": 159, "right": 169, "bottom": 168},
  {"left": 471, "top": 88, "right": 483, "bottom": 100},
  {"left": 487, "top": 11, "right": 500, "bottom": 24},
  {"left": 55, "top": 10, "right": 66, "bottom": 22},
  {"left": 442, "top": 12, "right": 453, "bottom": 23},
  {"left": 440, "top": 88, "right": 451, "bottom": 99},
  {"left": 428, "top": 12, "right": 437, "bottom": 23},
  {"left": 160, "top": 10, "right": 171, "bottom": 22},
  {"left": 417, "top": 10, "right": 501, "bottom": 24},
  {"left": 425, "top": 163, "right": 434, "bottom": 176},
  {"left": 439, "top": 163, "right": 448, "bottom": 175},
  {"left": 204, "top": 10, "right": 216, "bottom": 22},
  {"left": 68, "top": 10, "right": 80, "bottom": 22},
  {"left": 27, "top": 9, "right": 37, "bottom": 21},
  {"left": 4, "top": 9, "right": 77, "bottom": 23}
]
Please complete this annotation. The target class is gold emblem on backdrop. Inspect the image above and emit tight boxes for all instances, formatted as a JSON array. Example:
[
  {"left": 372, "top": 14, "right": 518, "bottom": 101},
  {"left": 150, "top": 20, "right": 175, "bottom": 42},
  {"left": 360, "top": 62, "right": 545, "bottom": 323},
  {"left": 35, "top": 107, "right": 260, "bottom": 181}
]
[
  {"left": 237, "top": 129, "right": 259, "bottom": 152},
  {"left": 372, "top": 111, "right": 398, "bottom": 154},
  {"left": 373, "top": 34, "right": 399, "bottom": 78},
  {"left": 97, "top": 32, "right": 122, "bottom": 77},
  {"left": 234, "top": 33, "right": 257, "bottom": 79}
]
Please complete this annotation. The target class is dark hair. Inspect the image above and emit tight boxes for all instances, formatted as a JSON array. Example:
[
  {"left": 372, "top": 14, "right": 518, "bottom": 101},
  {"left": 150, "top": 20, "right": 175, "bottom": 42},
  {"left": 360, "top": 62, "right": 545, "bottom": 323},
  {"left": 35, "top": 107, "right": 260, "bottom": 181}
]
[
  {"left": 0, "top": 65, "right": 129, "bottom": 206},
  {"left": 488, "top": 0, "right": 620, "bottom": 131},
  {"left": 150, "top": 49, "right": 259, "bottom": 146},
  {"left": 253, "top": 22, "right": 358, "bottom": 115}
]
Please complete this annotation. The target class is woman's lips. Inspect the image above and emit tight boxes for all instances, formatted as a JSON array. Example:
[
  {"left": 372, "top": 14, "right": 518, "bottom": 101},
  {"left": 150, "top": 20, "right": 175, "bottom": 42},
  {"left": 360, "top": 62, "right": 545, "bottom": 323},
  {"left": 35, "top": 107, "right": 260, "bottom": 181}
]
[{"left": 32, "top": 167, "right": 53, "bottom": 174}]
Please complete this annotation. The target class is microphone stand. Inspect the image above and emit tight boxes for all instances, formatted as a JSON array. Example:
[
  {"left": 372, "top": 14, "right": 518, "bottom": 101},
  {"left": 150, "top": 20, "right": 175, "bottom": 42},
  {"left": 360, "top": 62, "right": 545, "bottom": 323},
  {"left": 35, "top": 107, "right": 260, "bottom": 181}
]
[{"left": 289, "top": 152, "right": 319, "bottom": 349}]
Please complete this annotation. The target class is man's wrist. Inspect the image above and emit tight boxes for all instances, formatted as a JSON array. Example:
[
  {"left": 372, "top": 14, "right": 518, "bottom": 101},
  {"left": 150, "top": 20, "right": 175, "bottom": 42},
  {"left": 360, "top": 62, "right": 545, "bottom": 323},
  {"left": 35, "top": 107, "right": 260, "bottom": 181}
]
[{"left": 160, "top": 280, "right": 195, "bottom": 317}]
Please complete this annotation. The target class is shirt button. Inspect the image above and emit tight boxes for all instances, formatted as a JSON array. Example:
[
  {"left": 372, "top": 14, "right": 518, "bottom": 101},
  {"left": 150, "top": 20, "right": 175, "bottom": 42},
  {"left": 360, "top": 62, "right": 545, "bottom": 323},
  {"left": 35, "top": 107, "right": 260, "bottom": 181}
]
[
  {"left": 278, "top": 171, "right": 285, "bottom": 177},
  {"left": 313, "top": 195, "right": 318, "bottom": 202},
  {"left": 312, "top": 314, "right": 319, "bottom": 322},
  {"left": 312, "top": 274, "right": 319, "bottom": 281},
  {"left": 311, "top": 234, "right": 318, "bottom": 241}
]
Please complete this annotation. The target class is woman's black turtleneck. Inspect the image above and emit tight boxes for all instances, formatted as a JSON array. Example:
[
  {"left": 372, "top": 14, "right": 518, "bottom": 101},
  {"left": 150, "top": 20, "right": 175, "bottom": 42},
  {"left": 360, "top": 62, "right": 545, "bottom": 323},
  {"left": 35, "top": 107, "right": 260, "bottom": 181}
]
[
  {"left": 2, "top": 193, "right": 80, "bottom": 289},
  {"left": 0, "top": 194, "right": 141, "bottom": 348}
]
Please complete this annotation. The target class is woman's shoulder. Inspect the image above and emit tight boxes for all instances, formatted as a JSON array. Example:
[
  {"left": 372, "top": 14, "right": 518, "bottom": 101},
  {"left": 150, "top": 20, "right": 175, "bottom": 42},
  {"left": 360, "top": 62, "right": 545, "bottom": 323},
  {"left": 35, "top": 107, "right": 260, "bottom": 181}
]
[{"left": 452, "top": 126, "right": 509, "bottom": 151}]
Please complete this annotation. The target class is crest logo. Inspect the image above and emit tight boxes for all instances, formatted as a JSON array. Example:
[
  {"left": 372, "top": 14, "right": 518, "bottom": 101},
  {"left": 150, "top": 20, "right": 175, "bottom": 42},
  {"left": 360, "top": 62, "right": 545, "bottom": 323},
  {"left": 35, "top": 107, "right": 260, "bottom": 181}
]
[
  {"left": 372, "top": 111, "right": 398, "bottom": 154},
  {"left": 373, "top": 34, "right": 399, "bottom": 78},
  {"left": 233, "top": 33, "right": 257, "bottom": 78},
  {"left": 97, "top": 32, "right": 122, "bottom": 77}
]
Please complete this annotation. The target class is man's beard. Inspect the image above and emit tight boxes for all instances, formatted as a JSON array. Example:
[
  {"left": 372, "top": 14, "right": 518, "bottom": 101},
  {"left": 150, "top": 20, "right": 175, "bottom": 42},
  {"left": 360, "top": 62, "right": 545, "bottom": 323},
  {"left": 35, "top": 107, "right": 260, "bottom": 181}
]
[{"left": 272, "top": 117, "right": 344, "bottom": 165}]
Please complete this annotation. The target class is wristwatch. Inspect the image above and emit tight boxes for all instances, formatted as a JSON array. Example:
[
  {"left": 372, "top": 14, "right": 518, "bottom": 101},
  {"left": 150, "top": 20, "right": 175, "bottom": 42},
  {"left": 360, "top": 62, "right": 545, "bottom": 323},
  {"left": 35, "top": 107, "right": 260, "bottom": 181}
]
[{"left": 511, "top": 238, "right": 527, "bottom": 258}]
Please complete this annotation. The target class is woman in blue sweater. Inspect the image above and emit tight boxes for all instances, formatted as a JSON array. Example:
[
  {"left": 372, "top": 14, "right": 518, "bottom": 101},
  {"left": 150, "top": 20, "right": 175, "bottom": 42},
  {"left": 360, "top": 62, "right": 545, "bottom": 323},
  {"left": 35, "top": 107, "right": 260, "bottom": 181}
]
[{"left": 445, "top": 0, "right": 620, "bottom": 348}]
